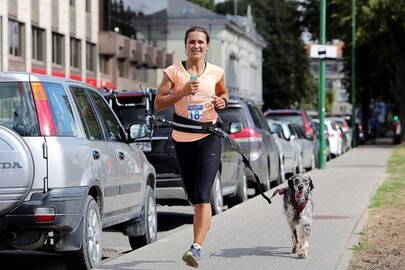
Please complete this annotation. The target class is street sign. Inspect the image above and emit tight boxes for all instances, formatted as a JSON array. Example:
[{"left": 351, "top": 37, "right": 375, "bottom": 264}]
[{"left": 310, "top": 44, "right": 338, "bottom": 59}]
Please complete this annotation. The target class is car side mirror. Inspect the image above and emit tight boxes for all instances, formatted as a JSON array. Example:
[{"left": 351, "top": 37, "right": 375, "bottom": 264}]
[
  {"left": 229, "top": 121, "right": 242, "bottom": 134},
  {"left": 129, "top": 123, "right": 150, "bottom": 140},
  {"left": 290, "top": 135, "right": 296, "bottom": 140}
]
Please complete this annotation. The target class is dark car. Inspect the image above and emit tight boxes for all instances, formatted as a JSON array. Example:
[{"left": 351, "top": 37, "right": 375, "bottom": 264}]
[
  {"left": 217, "top": 97, "right": 281, "bottom": 192},
  {"left": 264, "top": 109, "right": 316, "bottom": 141},
  {"left": 105, "top": 89, "right": 248, "bottom": 214}
]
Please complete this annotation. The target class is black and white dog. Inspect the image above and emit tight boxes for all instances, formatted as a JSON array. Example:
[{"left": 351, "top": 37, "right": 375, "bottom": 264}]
[{"left": 274, "top": 174, "right": 314, "bottom": 258}]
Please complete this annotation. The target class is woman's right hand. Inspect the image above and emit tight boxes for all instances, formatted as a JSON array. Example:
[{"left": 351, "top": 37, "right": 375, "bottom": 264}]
[{"left": 181, "top": 80, "right": 199, "bottom": 97}]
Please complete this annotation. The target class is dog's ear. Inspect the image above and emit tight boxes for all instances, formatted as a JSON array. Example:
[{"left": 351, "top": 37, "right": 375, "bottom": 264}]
[
  {"left": 306, "top": 175, "right": 315, "bottom": 191},
  {"left": 287, "top": 176, "right": 294, "bottom": 190}
]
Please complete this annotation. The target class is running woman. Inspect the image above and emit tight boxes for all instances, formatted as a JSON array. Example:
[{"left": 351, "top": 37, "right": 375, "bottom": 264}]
[{"left": 154, "top": 25, "right": 229, "bottom": 268}]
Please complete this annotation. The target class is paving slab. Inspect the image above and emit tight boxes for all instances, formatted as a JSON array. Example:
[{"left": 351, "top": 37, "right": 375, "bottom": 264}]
[{"left": 97, "top": 142, "right": 393, "bottom": 270}]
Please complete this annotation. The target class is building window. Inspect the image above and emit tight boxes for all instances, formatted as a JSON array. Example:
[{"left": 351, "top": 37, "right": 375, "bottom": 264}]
[
  {"left": 52, "top": 32, "right": 64, "bottom": 65},
  {"left": 8, "top": 19, "right": 24, "bottom": 57},
  {"left": 100, "top": 56, "right": 109, "bottom": 74},
  {"left": 86, "top": 0, "right": 91, "bottom": 13},
  {"left": 118, "top": 59, "right": 125, "bottom": 77},
  {"left": 86, "top": 42, "right": 95, "bottom": 71},
  {"left": 70, "top": 37, "right": 81, "bottom": 69},
  {"left": 32, "top": 26, "right": 45, "bottom": 61},
  {"left": 326, "top": 79, "right": 333, "bottom": 90}
]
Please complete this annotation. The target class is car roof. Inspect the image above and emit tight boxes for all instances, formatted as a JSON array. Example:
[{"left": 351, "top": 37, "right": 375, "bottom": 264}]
[
  {"left": 0, "top": 72, "right": 95, "bottom": 89},
  {"left": 264, "top": 109, "right": 302, "bottom": 116}
]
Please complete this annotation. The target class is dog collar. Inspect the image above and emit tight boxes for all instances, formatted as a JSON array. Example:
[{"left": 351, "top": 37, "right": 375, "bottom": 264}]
[{"left": 290, "top": 194, "right": 309, "bottom": 214}]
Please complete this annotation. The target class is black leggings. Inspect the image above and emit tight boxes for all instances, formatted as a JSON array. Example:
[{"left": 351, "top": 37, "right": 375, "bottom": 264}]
[{"left": 175, "top": 134, "right": 221, "bottom": 204}]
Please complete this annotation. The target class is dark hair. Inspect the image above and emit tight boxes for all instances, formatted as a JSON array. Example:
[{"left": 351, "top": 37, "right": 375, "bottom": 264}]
[{"left": 184, "top": 26, "right": 210, "bottom": 45}]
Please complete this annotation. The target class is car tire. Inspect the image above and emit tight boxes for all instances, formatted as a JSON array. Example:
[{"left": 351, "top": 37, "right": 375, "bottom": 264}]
[
  {"left": 228, "top": 171, "right": 248, "bottom": 207},
  {"left": 210, "top": 172, "right": 224, "bottom": 215},
  {"left": 128, "top": 186, "right": 157, "bottom": 250},
  {"left": 67, "top": 196, "right": 102, "bottom": 270}
]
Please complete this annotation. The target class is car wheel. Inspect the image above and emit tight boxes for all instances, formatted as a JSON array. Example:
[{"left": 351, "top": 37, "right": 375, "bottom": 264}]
[
  {"left": 228, "top": 171, "right": 248, "bottom": 207},
  {"left": 210, "top": 172, "right": 224, "bottom": 215},
  {"left": 67, "top": 196, "right": 102, "bottom": 270},
  {"left": 129, "top": 186, "right": 157, "bottom": 250}
]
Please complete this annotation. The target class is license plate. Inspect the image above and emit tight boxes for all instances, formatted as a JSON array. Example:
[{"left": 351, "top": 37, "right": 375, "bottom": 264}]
[{"left": 134, "top": 142, "right": 152, "bottom": 152}]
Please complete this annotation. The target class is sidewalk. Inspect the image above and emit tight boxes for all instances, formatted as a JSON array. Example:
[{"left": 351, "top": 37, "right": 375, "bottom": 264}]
[{"left": 98, "top": 142, "right": 393, "bottom": 270}]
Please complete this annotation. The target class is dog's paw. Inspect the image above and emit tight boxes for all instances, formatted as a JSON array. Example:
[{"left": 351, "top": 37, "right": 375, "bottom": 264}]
[
  {"left": 291, "top": 246, "right": 298, "bottom": 254},
  {"left": 297, "top": 250, "right": 308, "bottom": 259}
]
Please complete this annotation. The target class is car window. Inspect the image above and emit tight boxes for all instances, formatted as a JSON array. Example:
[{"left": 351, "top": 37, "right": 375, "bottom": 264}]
[
  {"left": 248, "top": 104, "right": 268, "bottom": 130},
  {"left": 114, "top": 106, "right": 147, "bottom": 129},
  {"left": 217, "top": 107, "right": 248, "bottom": 132},
  {"left": 42, "top": 82, "right": 76, "bottom": 136},
  {"left": 0, "top": 81, "right": 39, "bottom": 136},
  {"left": 248, "top": 104, "right": 261, "bottom": 129},
  {"left": 70, "top": 86, "right": 103, "bottom": 140},
  {"left": 89, "top": 90, "right": 124, "bottom": 142}
]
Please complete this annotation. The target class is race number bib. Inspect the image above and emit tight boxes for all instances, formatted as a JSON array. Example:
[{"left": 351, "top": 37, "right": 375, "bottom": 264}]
[{"left": 187, "top": 105, "right": 203, "bottom": 120}]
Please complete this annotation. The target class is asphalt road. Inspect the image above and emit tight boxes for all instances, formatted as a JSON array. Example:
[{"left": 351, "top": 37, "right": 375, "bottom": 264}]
[{"left": 0, "top": 205, "right": 198, "bottom": 270}]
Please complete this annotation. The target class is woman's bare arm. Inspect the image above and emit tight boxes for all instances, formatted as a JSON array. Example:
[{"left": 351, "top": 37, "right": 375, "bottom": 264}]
[
  {"left": 212, "top": 75, "right": 229, "bottom": 109},
  {"left": 154, "top": 74, "right": 195, "bottom": 112}
]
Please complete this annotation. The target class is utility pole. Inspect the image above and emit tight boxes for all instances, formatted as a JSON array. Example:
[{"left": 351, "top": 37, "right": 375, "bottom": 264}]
[
  {"left": 351, "top": 0, "right": 357, "bottom": 147},
  {"left": 318, "top": 0, "right": 327, "bottom": 168},
  {"left": 234, "top": 0, "right": 238, "bottom": 16}
]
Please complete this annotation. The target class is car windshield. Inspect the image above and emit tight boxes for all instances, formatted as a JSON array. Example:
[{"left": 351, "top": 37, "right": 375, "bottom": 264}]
[
  {"left": 0, "top": 82, "right": 39, "bottom": 136},
  {"left": 267, "top": 114, "right": 304, "bottom": 133},
  {"left": 114, "top": 105, "right": 174, "bottom": 129}
]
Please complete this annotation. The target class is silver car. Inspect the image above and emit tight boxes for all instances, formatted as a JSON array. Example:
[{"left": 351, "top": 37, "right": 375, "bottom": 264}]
[
  {"left": 0, "top": 73, "right": 157, "bottom": 270},
  {"left": 287, "top": 123, "right": 316, "bottom": 171},
  {"left": 267, "top": 119, "right": 301, "bottom": 178}
]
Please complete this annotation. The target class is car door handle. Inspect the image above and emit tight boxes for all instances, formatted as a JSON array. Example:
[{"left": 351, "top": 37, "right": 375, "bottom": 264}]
[
  {"left": 118, "top": 152, "right": 125, "bottom": 160},
  {"left": 93, "top": 150, "right": 100, "bottom": 160}
]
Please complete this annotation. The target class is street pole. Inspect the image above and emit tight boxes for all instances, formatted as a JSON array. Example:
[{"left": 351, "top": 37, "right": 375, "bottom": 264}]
[
  {"left": 351, "top": 0, "right": 357, "bottom": 147},
  {"left": 318, "top": 0, "right": 327, "bottom": 168}
]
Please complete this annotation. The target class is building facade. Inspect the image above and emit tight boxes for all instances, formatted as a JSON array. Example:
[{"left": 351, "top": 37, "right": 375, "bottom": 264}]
[
  {"left": 308, "top": 41, "right": 352, "bottom": 115},
  {"left": 130, "top": 0, "right": 266, "bottom": 105},
  {"left": 1, "top": 0, "right": 102, "bottom": 86},
  {"left": 0, "top": 0, "right": 172, "bottom": 89}
]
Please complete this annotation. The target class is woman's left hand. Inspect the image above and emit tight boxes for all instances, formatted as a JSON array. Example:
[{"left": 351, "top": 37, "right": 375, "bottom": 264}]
[{"left": 211, "top": 96, "right": 226, "bottom": 110}]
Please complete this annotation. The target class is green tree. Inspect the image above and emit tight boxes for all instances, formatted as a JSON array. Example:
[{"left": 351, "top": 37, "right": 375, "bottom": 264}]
[
  {"left": 187, "top": 0, "right": 215, "bottom": 10},
  {"left": 214, "top": 0, "right": 316, "bottom": 110},
  {"left": 299, "top": 0, "right": 405, "bottom": 141}
]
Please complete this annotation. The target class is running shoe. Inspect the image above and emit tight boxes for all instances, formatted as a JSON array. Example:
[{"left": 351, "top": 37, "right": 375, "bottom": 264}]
[{"left": 182, "top": 244, "right": 201, "bottom": 268}]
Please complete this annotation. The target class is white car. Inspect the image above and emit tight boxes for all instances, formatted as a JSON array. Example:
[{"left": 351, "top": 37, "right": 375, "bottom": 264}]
[{"left": 325, "top": 118, "right": 344, "bottom": 157}]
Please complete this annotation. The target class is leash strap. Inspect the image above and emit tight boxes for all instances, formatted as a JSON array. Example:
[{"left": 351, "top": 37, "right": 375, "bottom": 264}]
[{"left": 156, "top": 114, "right": 272, "bottom": 204}]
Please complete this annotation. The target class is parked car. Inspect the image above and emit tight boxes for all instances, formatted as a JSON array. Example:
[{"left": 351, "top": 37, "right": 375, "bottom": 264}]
[
  {"left": 287, "top": 123, "right": 316, "bottom": 171},
  {"left": 329, "top": 117, "right": 352, "bottom": 152},
  {"left": 267, "top": 119, "right": 301, "bottom": 179},
  {"left": 0, "top": 73, "right": 157, "bottom": 270},
  {"left": 219, "top": 97, "right": 281, "bottom": 192},
  {"left": 105, "top": 89, "right": 247, "bottom": 213},
  {"left": 264, "top": 109, "right": 316, "bottom": 140},
  {"left": 324, "top": 118, "right": 344, "bottom": 157},
  {"left": 312, "top": 119, "right": 331, "bottom": 163}
]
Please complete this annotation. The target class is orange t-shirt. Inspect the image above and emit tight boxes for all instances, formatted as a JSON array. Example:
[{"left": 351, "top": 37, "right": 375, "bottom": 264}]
[{"left": 164, "top": 62, "right": 224, "bottom": 142}]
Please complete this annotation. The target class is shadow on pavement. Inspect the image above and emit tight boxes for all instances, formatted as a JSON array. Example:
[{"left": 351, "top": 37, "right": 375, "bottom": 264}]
[
  {"left": 210, "top": 246, "right": 295, "bottom": 260},
  {"left": 0, "top": 251, "right": 66, "bottom": 270},
  {"left": 157, "top": 211, "right": 193, "bottom": 232},
  {"left": 97, "top": 260, "right": 175, "bottom": 270}
]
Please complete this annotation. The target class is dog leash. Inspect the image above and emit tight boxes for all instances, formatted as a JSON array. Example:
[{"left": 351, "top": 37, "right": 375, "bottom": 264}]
[{"left": 153, "top": 114, "right": 272, "bottom": 205}]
